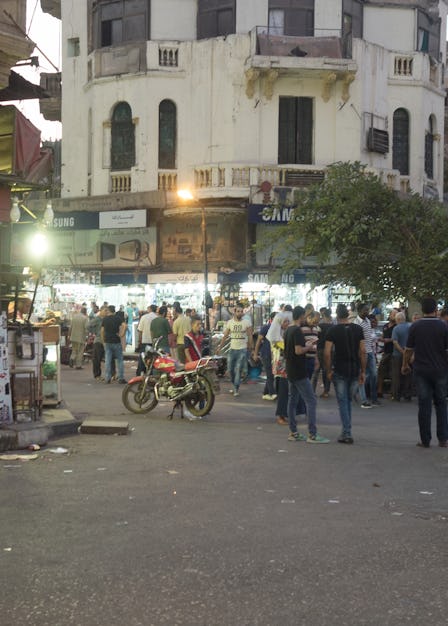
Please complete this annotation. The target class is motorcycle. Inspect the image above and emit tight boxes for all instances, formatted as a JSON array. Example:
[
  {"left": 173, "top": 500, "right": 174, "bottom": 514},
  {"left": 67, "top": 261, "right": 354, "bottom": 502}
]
[{"left": 122, "top": 340, "right": 222, "bottom": 418}]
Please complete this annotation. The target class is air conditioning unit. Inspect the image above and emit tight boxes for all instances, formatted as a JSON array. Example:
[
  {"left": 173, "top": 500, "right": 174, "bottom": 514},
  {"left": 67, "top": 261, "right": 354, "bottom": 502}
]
[{"left": 367, "top": 128, "right": 389, "bottom": 154}]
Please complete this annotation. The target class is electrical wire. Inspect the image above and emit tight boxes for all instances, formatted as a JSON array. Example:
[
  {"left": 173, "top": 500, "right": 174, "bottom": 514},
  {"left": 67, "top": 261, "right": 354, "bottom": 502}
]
[{"left": 27, "top": 0, "right": 39, "bottom": 35}]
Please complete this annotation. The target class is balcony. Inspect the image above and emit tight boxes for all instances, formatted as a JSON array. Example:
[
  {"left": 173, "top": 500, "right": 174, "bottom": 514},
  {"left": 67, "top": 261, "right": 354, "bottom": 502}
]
[
  {"left": 158, "top": 170, "right": 177, "bottom": 191},
  {"left": 389, "top": 51, "right": 443, "bottom": 89},
  {"left": 245, "top": 27, "right": 357, "bottom": 101}
]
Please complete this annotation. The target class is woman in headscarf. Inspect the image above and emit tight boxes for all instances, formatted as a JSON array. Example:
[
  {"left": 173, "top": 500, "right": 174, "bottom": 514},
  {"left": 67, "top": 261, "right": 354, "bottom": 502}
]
[{"left": 266, "top": 306, "right": 293, "bottom": 425}]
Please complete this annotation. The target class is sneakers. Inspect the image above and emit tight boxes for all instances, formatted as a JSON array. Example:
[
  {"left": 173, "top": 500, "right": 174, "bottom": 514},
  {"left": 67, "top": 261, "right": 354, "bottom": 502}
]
[
  {"left": 338, "top": 435, "right": 354, "bottom": 444},
  {"left": 360, "top": 402, "right": 372, "bottom": 409},
  {"left": 371, "top": 400, "right": 381, "bottom": 406},
  {"left": 288, "top": 432, "right": 306, "bottom": 442},
  {"left": 262, "top": 394, "right": 277, "bottom": 400},
  {"left": 307, "top": 433, "right": 330, "bottom": 444},
  {"left": 118, "top": 379, "right": 127, "bottom": 384},
  {"left": 233, "top": 390, "right": 240, "bottom": 397}
]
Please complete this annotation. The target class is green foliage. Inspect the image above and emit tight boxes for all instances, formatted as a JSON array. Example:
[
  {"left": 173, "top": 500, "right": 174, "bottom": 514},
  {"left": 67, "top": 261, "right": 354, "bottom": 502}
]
[{"left": 259, "top": 162, "right": 448, "bottom": 301}]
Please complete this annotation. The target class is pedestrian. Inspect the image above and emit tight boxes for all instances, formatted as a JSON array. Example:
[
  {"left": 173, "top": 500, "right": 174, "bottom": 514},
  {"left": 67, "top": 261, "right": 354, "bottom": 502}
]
[
  {"left": 354, "top": 302, "right": 380, "bottom": 407},
  {"left": 172, "top": 306, "right": 192, "bottom": 363},
  {"left": 283, "top": 305, "right": 330, "bottom": 444},
  {"left": 267, "top": 308, "right": 293, "bottom": 424},
  {"left": 136, "top": 304, "right": 157, "bottom": 375},
  {"left": 69, "top": 306, "right": 88, "bottom": 369},
  {"left": 391, "top": 311, "right": 412, "bottom": 401},
  {"left": 253, "top": 312, "right": 277, "bottom": 401},
  {"left": 184, "top": 315, "right": 204, "bottom": 362},
  {"left": 377, "top": 309, "right": 397, "bottom": 398},
  {"left": 402, "top": 297, "right": 448, "bottom": 448},
  {"left": 88, "top": 305, "right": 112, "bottom": 381},
  {"left": 150, "top": 305, "right": 172, "bottom": 353},
  {"left": 216, "top": 302, "right": 253, "bottom": 397},
  {"left": 101, "top": 305, "right": 126, "bottom": 384},
  {"left": 311, "top": 307, "right": 333, "bottom": 398},
  {"left": 324, "top": 303, "right": 366, "bottom": 444}
]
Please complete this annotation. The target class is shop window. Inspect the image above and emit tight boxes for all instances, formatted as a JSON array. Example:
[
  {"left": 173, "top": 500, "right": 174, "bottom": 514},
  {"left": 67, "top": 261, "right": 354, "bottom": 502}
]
[
  {"left": 158, "top": 100, "right": 177, "bottom": 170},
  {"left": 197, "top": 0, "right": 235, "bottom": 40},
  {"left": 392, "top": 109, "right": 409, "bottom": 176},
  {"left": 91, "top": 0, "right": 149, "bottom": 50},
  {"left": 268, "top": 0, "right": 314, "bottom": 37},
  {"left": 111, "top": 102, "right": 135, "bottom": 171},
  {"left": 424, "top": 116, "right": 434, "bottom": 180},
  {"left": 278, "top": 96, "right": 313, "bottom": 164}
]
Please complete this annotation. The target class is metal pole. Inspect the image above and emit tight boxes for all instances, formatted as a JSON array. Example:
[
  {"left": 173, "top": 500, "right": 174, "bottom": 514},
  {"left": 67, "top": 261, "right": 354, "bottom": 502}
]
[{"left": 201, "top": 205, "right": 209, "bottom": 331}]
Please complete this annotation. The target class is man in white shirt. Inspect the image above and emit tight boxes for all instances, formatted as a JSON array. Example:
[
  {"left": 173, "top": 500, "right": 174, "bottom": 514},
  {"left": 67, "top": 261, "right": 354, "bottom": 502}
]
[
  {"left": 136, "top": 304, "right": 157, "bottom": 375},
  {"left": 217, "top": 303, "right": 253, "bottom": 397}
]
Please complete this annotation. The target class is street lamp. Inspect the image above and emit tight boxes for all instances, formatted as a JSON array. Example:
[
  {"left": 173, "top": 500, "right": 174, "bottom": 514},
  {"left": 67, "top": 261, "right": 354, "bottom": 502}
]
[{"left": 177, "top": 189, "right": 210, "bottom": 330}]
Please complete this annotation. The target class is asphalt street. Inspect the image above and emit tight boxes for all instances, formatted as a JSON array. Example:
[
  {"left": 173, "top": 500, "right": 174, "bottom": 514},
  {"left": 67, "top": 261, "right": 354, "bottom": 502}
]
[{"left": 1, "top": 359, "right": 448, "bottom": 626}]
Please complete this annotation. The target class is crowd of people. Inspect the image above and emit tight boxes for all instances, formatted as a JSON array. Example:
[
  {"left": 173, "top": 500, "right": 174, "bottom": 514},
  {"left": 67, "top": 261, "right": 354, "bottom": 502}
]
[{"left": 65, "top": 296, "right": 448, "bottom": 448}]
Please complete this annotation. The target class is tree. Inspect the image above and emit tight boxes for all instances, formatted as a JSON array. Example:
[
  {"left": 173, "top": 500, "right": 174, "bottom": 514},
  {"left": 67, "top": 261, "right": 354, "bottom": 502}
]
[{"left": 260, "top": 162, "right": 448, "bottom": 302}]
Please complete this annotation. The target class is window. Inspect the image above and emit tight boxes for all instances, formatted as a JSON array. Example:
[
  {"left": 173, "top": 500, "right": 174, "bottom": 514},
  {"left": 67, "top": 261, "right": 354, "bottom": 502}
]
[
  {"left": 111, "top": 102, "right": 135, "bottom": 171},
  {"left": 67, "top": 37, "right": 80, "bottom": 57},
  {"left": 342, "top": 0, "right": 363, "bottom": 58},
  {"left": 197, "top": 0, "right": 235, "bottom": 40},
  {"left": 268, "top": 1, "right": 314, "bottom": 37},
  {"left": 424, "top": 116, "right": 434, "bottom": 180},
  {"left": 91, "top": 0, "right": 149, "bottom": 50},
  {"left": 278, "top": 97, "right": 313, "bottom": 164},
  {"left": 158, "top": 100, "right": 177, "bottom": 170},
  {"left": 417, "top": 10, "right": 440, "bottom": 58},
  {"left": 392, "top": 109, "right": 409, "bottom": 176}
]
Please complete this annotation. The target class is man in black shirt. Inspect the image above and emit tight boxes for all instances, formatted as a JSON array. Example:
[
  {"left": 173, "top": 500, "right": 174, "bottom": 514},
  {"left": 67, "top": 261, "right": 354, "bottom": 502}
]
[
  {"left": 402, "top": 297, "right": 448, "bottom": 448},
  {"left": 377, "top": 309, "right": 397, "bottom": 398},
  {"left": 284, "top": 306, "right": 329, "bottom": 444},
  {"left": 101, "top": 305, "right": 126, "bottom": 384},
  {"left": 324, "top": 304, "right": 366, "bottom": 444}
]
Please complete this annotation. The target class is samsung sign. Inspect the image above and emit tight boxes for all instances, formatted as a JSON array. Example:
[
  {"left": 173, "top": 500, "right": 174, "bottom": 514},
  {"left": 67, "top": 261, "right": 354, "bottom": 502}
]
[
  {"left": 50, "top": 209, "right": 147, "bottom": 230},
  {"left": 248, "top": 204, "right": 295, "bottom": 224}
]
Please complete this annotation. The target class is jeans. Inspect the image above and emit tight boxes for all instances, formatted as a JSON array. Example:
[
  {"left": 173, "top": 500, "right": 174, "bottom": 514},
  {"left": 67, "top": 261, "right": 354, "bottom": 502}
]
[
  {"left": 358, "top": 352, "right": 377, "bottom": 403},
  {"left": 333, "top": 374, "right": 358, "bottom": 437},
  {"left": 414, "top": 372, "right": 448, "bottom": 446},
  {"left": 287, "top": 377, "right": 317, "bottom": 437},
  {"left": 261, "top": 352, "right": 275, "bottom": 396},
  {"left": 391, "top": 354, "right": 412, "bottom": 400},
  {"left": 105, "top": 342, "right": 124, "bottom": 381},
  {"left": 136, "top": 343, "right": 152, "bottom": 376},
  {"left": 228, "top": 348, "right": 247, "bottom": 391}
]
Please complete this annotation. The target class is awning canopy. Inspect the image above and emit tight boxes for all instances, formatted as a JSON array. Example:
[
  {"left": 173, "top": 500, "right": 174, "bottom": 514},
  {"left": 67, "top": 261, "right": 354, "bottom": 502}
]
[{"left": 0, "top": 71, "right": 50, "bottom": 102}]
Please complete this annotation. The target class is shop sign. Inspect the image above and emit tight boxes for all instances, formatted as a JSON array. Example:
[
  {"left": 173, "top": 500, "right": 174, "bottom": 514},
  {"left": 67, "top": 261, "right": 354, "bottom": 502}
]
[
  {"left": 11, "top": 226, "right": 157, "bottom": 269},
  {"left": 147, "top": 273, "right": 218, "bottom": 284},
  {"left": 99, "top": 210, "right": 147, "bottom": 229},
  {"left": 51, "top": 211, "right": 99, "bottom": 230},
  {"left": 42, "top": 269, "right": 101, "bottom": 285},
  {"left": 219, "top": 271, "right": 308, "bottom": 285},
  {"left": 248, "top": 204, "right": 295, "bottom": 224}
]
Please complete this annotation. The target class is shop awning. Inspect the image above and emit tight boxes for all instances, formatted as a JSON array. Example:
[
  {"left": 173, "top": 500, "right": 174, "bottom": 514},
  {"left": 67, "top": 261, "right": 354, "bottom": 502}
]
[{"left": 0, "top": 71, "right": 50, "bottom": 102}]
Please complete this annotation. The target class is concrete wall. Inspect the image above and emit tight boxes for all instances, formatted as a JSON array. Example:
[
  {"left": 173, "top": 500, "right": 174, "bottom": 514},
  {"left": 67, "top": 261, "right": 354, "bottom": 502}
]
[{"left": 364, "top": 7, "right": 415, "bottom": 51}]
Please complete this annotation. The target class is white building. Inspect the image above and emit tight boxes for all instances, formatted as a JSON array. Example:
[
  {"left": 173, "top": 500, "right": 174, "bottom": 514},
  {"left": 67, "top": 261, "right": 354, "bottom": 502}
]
[{"left": 36, "top": 0, "right": 448, "bottom": 316}]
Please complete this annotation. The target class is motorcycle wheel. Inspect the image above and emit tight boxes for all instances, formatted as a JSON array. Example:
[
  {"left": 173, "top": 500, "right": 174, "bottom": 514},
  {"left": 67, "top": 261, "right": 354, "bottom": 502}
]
[
  {"left": 184, "top": 374, "right": 215, "bottom": 417},
  {"left": 122, "top": 379, "right": 158, "bottom": 414}
]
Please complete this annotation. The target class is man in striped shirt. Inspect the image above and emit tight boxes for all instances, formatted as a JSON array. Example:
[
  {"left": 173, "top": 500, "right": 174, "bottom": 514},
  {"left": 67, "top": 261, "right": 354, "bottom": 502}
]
[{"left": 354, "top": 303, "right": 380, "bottom": 408}]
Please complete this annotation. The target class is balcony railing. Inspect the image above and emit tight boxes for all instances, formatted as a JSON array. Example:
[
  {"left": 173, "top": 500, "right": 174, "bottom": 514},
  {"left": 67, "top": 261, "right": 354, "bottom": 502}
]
[
  {"left": 158, "top": 170, "right": 177, "bottom": 191},
  {"left": 110, "top": 173, "right": 131, "bottom": 193},
  {"left": 252, "top": 26, "right": 349, "bottom": 59}
]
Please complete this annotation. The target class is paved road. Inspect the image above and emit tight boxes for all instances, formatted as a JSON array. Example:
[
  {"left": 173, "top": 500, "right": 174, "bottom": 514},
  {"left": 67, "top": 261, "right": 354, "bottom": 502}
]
[{"left": 1, "top": 361, "right": 448, "bottom": 625}]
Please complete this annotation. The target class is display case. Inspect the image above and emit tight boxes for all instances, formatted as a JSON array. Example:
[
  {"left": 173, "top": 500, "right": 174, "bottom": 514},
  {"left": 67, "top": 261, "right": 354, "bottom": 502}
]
[{"left": 41, "top": 325, "right": 62, "bottom": 406}]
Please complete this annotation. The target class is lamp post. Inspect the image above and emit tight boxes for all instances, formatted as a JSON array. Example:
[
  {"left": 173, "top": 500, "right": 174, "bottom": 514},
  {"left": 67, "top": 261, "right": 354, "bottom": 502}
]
[{"left": 177, "top": 189, "right": 210, "bottom": 331}]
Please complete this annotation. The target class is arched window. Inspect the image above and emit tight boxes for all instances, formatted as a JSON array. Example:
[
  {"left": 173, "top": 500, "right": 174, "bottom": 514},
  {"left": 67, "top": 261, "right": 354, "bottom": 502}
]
[
  {"left": 111, "top": 102, "right": 135, "bottom": 171},
  {"left": 424, "top": 116, "right": 434, "bottom": 180},
  {"left": 392, "top": 108, "right": 409, "bottom": 176},
  {"left": 158, "top": 100, "right": 177, "bottom": 169}
]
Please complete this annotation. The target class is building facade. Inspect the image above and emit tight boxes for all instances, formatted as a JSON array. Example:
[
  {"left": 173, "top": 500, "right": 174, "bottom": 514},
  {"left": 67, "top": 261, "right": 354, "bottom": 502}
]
[{"left": 35, "top": 0, "right": 447, "bottom": 316}]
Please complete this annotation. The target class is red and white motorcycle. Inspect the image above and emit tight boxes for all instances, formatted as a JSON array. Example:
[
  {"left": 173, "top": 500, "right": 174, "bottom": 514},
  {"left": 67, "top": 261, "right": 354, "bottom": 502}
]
[{"left": 122, "top": 341, "right": 222, "bottom": 419}]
